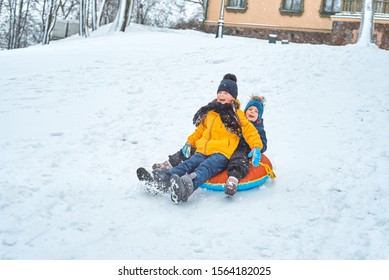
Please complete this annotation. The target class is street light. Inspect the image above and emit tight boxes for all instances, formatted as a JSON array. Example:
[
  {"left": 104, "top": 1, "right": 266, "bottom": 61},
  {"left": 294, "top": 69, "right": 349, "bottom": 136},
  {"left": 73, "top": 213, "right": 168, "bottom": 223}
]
[{"left": 215, "top": 0, "right": 225, "bottom": 38}]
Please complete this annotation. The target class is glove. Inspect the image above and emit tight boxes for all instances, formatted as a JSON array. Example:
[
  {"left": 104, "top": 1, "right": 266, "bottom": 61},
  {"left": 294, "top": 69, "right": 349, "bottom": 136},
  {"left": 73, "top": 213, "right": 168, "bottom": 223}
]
[
  {"left": 248, "top": 147, "right": 261, "bottom": 167},
  {"left": 181, "top": 143, "right": 192, "bottom": 158}
]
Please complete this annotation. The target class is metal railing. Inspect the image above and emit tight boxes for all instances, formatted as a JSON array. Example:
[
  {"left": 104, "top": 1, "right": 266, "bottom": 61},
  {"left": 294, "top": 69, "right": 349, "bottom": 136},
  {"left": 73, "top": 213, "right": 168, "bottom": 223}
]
[
  {"left": 375, "top": 0, "right": 389, "bottom": 13},
  {"left": 342, "top": 0, "right": 389, "bottom": 14},
  {"left": 342, "top": 0, "right": 362, "bottom": 12}
]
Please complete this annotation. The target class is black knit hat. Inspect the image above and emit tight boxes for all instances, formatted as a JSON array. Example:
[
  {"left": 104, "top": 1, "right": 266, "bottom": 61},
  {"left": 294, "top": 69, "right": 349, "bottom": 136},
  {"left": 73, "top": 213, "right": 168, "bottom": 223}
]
[
  {"left": 223, "top": 73, "right": 237, "bottom": 83},
  {"left": 217, "top": 77, "right": 238, "bottom": 99}
]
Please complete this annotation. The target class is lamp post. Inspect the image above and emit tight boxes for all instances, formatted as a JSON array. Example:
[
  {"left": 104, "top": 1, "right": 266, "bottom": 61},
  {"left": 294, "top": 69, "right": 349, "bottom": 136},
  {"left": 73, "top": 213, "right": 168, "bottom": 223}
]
[{"left": 215, "top": 0, "right": 225, "bottom": 38}]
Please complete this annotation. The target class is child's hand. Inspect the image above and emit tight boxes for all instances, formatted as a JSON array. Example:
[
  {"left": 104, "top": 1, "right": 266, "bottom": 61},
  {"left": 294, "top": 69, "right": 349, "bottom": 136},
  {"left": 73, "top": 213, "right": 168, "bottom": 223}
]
[
  {"left": 181, "top": 143, "right": 192, "bottom": 158},
  {"left": 248, "top": 147, "right": 261, "bottom": 167}
]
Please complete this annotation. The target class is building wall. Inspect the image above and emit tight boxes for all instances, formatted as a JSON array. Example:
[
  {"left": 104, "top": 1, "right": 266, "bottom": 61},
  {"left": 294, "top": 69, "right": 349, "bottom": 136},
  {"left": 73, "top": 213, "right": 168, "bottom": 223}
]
[
  {"left": 206, "top": 0, "right": 333, "bottom": 32},
  {"left": 331, "top": 16, "right": 389, "bottom": 50},
  {"left": 205, "top": 0, "right": 389, "bottom": 50}
]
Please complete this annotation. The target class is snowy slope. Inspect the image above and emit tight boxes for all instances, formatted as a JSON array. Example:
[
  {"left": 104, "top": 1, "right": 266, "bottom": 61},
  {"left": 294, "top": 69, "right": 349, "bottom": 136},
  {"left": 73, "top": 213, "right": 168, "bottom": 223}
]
[{"left": 0, "top": 24, "right": 389, "bottom": 260}]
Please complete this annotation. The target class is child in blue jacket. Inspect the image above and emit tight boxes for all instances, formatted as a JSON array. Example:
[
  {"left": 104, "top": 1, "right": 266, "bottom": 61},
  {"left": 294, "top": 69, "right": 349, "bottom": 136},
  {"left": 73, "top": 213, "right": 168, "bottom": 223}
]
[{"left": 224, "top": 95, "right": 267, "bottom": 195}]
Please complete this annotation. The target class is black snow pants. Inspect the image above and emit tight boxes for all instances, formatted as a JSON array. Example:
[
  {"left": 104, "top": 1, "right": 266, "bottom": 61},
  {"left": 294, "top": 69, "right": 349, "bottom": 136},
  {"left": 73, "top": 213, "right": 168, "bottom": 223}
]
[{"left": 227, "top": 149, "right": 250, "bottom": 181}]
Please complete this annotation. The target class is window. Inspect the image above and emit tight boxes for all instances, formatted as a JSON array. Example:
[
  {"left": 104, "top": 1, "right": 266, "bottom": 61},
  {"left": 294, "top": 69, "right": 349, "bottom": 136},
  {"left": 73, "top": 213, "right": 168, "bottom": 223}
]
[
  {"left": 282, "top": 0, "right": 302, "bottom": 11},
  {"left": 280, "top": 0, "right": 303, "bottom": 15},
  {"left": 226, "top": 0, "right": 247, "bottom": 12},
  {"left": 228, "top": 0, "right": 246, "bottom": 9},
  {"left": 321, "top": 0, "right": 341, "bottom": 14},
  {"left": 375, "top": 0, "right": 389, "bottom": 14}
]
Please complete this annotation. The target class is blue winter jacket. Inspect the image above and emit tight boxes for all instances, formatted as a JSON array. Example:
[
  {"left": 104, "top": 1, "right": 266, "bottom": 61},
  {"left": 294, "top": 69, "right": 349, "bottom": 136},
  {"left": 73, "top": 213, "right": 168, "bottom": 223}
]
[{"left": 237, "top": 119, "right": 267, "bottom": 154}]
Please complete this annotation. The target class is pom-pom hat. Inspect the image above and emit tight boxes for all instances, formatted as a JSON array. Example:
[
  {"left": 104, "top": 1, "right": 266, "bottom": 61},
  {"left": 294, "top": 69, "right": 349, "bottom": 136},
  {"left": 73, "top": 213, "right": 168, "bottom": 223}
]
[
  {"left": 244, "top": 97, "right": 265, "bottom": 121},
  {"left": 217, "top": 78, "right": 238, "bottom": 99}
]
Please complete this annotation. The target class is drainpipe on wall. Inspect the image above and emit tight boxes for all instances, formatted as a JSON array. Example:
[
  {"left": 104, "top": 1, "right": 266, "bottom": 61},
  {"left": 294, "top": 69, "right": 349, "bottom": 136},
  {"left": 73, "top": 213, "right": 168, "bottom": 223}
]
[
  {"left": 358, "top": 0, "right": 374, "bottom": 45},
  {"left": 203, "top": 0, "right": 209, "bottom": 23},
  {"left": 216, "top": 0, "right": 225, "bottom": 38}
]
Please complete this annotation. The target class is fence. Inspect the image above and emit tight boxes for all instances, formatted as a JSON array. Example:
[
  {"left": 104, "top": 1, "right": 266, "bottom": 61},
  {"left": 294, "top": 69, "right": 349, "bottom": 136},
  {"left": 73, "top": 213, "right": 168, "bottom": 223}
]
[{"left": 342, "top": 0, "right": 389, "bottom": 13}]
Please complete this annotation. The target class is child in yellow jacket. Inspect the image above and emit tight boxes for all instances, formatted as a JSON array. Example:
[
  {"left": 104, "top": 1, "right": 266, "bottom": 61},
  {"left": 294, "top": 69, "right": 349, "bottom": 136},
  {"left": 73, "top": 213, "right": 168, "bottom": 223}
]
[{"left": 160, "top": 75, "right": 263, "bottom": 203}]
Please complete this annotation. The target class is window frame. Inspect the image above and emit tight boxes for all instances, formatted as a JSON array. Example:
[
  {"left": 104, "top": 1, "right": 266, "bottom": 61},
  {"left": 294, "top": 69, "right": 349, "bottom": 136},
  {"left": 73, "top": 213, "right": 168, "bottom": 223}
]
[
  {"left": 226, "top": 0, "right": 248, "bottom": 13},
  {"left": 279, "top": 0, "right": 304, "bottom": 16},
  {"left": 320, "top": 0, "right": 342, "bottom": 17}
]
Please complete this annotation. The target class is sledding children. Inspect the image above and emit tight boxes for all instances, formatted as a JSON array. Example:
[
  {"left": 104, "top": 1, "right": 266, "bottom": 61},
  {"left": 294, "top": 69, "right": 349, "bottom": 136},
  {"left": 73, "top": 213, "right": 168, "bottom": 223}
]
[
  {"left": 153, "top": 94, "right": 268, "bottom": 197},
  {"left": 154, "top": 74, "right": 263, "bottom": 203}
]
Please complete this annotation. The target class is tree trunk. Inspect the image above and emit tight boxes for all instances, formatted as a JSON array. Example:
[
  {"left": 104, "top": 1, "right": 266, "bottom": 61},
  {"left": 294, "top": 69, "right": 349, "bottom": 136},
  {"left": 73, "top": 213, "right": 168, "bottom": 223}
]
[
  {"left": 7, "top": 0, "right": 32, "bottom": 49},
  {"left": 43, "top": 0, "right": 53, "bottom": 44},
  {"left": 17, "top": 0, "right": 31, "bottom": 47},
  {"left": 110, "top": 0, "right": 132, "bottom": 32},
  {"left": 79, "top": 0, "right": 89, "bottom": 37},
  {"left": 42, "top": 0, "right": 59, "bottom": 44},
  {"left": 91, "top": 0, "right": 97, "bottom": 31},
  {"left": 97, "top": 0, "right": 107, "bottom": 27},
  {"left": 119, "top": 0, "right": 132, "bottom": 31}
]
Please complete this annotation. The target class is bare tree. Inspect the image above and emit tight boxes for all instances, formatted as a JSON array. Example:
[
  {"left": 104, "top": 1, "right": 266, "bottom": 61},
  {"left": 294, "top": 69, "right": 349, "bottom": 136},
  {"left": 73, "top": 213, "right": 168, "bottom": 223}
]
[
  {"left": 79, "top": 0, "right": 88, "bottom": 36},
  {"left": 96, "top": 0, "right": 106, "bottom": 26},
  {"left": 120, "top": 0, "right": 132, "bottom": 31},
  {"left": 110, "top": 0, "right": 132, "bottom": 32},
  {"left": 6, "top": 0, "right": 34, "bottom": 49},
  {"left": 91, "top": 0, "right": 97, "bottom": 30},
  {"left": 57, "top": 0, "right": 77, "bottom": 19},
  {"left": 97, "top": 0, "right": 118, "bottom": 26},
  {"left": 1, "top": 0, "right": 82, "bottom": 49},
  {"left": 132, "top": 0, "right": 157, "bottom": 25},
  {"left": 42, "top": 0, "right": 60, "bottom": 44}
]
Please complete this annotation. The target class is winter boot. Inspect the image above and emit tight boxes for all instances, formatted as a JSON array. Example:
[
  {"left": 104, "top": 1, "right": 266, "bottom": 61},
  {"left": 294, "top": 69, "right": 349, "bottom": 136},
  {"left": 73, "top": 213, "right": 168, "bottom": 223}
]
[
  {"left": 152, "top": 160, "right": 173, "bottom": 171},
  {"left": 170, "top": 173, "right": 195, "bottom": 203},
  {"left": 225, "top": 176, "right": 238, "bottom": 196},
  {"left": 152, "top": 169, "right": 171, "bottom": 193},
  {"left": 137, "top": 167, "right": 159, "bottom": 195}
]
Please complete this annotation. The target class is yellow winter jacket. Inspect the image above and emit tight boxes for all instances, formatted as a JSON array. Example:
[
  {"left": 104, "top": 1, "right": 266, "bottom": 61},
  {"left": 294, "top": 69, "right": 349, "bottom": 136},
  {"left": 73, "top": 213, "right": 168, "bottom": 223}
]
[{"left": 186, "top": 103, "right": 263, "bottom": 159}]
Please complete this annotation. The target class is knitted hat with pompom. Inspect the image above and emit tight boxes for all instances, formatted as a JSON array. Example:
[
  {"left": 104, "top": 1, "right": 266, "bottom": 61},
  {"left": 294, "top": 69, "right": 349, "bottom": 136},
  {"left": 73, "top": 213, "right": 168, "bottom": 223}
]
[
  {"left": 217, "top": 73, "right": 238, "bottom": 99},
  {"left": 244, "top": 96, "right": 265, "bottom": 121}
]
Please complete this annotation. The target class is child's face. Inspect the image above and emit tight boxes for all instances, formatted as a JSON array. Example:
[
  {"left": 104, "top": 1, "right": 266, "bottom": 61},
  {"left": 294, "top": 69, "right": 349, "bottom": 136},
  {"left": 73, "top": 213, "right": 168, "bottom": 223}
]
[
  {"left": 217, "top": 91, "right": 235, "bottom": 104},
  {"left": 246, "top": 106, "right": 258, "bottom": 122}
]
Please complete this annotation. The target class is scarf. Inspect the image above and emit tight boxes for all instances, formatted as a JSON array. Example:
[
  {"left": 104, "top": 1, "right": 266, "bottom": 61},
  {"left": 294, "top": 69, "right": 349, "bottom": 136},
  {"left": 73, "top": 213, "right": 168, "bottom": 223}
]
[{"left": 192, "top": 101, "right": 242, "bottom": 135}]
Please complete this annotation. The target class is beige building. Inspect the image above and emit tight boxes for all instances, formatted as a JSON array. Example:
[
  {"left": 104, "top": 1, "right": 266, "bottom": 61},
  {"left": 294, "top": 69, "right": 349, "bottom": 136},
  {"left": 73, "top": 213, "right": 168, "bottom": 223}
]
[{"left": 203, "top": 0, "right": 389, "bottom": 50}]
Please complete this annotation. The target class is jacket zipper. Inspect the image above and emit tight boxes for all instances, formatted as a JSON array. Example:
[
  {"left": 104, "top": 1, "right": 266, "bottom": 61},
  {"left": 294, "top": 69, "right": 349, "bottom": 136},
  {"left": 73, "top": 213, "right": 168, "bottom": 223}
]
[{"left": 203, "top": 113, "right": 217, "bottom": 155}]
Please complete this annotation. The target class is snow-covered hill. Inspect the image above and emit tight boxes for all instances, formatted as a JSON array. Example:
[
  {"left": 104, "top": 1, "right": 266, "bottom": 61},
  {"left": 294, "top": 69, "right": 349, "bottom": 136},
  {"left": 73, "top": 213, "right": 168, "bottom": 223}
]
[{"left": 1, "top": 24, "right": 388, "bottom": 259}]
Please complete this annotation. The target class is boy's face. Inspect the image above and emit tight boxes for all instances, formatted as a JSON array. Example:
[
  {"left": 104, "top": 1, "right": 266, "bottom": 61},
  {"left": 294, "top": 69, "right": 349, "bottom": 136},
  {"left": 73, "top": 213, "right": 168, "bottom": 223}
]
[
  {"left": 217, "top": 91, "right": 235, "bottom": 104},
  {"left": 246, "top": 106, "right": 258, "bottom": 122}
]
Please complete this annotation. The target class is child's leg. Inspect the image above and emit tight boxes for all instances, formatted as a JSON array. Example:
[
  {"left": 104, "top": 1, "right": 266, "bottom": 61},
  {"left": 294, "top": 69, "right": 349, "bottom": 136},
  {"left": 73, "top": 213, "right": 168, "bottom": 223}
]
[
  {"left": 192, "top": 153, "right": 229, "bottom": 189},
  {"left": 227, "top": 149, "right": 250, "bottom": 181},
  {"left": 168, "top": 153, "right": 206, "bottom": 177}
]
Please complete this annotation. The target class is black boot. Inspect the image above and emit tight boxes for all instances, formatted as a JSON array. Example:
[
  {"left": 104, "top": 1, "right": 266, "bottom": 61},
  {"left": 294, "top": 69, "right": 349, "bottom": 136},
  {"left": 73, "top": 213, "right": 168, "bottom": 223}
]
[
  {"left": 137, "top": 167, "right": 160, "bottom": 195},
  {"left": 152, "top": 168, "right": 171, "bottom": 193},
  {"left": 170, "top": 174, "right": 194, "bottom": 203}
]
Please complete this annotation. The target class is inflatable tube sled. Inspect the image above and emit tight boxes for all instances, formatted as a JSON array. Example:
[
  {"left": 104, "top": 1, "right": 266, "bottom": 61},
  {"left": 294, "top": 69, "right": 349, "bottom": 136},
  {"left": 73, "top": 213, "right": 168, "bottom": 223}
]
[{"left": 200, "top": 154, "right": 276, "bottom": 192}]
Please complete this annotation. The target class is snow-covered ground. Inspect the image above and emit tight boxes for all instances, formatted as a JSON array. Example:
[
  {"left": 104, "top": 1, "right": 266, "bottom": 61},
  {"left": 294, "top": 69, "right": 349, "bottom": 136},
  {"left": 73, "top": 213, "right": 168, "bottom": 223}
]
[{"left": 1, "top": 24, "right": 388, "bottom": 260}]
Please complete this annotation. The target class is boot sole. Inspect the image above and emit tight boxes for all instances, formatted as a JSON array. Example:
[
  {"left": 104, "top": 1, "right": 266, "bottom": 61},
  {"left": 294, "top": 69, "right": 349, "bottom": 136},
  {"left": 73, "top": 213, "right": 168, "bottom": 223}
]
[
  {"left": 137, "top": 167, "right": 153, "bottom": 182},
  {"left": 224, "top": 185, "right": 237, "bottom": 196},
  {"left": 137, "top": 167, "right": 158, "bottom": 195},
  {"left": 170, "top": 174, "right": 182, "bottom": 204}
]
